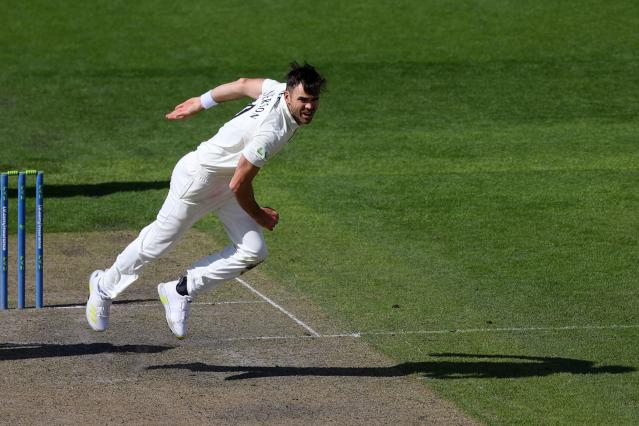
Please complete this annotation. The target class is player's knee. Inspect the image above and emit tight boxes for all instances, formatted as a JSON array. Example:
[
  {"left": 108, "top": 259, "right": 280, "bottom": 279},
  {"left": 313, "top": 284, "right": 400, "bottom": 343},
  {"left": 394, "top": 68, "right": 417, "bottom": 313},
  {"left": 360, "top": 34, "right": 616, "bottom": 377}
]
[
  {"left": 239, "top": 240, "right": 268, "bottom": 265},
  {"left": 255, "top": 243, "right": 268, "bottom": 263}
]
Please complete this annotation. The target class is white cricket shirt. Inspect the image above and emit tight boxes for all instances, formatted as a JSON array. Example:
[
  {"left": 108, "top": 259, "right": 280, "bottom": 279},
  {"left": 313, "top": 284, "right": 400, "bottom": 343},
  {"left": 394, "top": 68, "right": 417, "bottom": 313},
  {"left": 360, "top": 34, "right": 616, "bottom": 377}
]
[{"left": 195, "top": 79, "right": 299, "bottom": 174}]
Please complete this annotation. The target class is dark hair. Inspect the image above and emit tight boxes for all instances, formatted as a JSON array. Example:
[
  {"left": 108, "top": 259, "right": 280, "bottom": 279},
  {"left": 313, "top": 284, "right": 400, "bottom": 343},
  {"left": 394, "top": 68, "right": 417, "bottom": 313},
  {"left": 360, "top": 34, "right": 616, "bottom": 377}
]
[{"left": 286, "top": 62, "right": 326, "bottom": 96}]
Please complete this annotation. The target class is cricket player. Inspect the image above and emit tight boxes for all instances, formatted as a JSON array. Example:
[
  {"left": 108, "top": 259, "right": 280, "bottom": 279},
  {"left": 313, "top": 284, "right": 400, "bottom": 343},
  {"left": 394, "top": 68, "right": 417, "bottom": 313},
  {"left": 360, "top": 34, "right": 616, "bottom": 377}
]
[{"left": 86, "top": 62, "right": 326, "bottom": 338}]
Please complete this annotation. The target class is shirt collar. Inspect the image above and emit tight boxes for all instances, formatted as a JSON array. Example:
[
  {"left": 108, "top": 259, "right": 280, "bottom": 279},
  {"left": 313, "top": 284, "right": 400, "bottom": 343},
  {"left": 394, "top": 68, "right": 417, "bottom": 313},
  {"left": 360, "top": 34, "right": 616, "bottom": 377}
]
[{"left": 280, "top": 94, "right": 300, "bottom": 130}]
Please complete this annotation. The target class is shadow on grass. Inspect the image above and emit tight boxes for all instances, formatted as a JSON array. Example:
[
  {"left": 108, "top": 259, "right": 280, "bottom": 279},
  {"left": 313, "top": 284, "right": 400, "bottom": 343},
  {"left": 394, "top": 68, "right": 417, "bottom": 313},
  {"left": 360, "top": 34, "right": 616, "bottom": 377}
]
[
  {"left": 0, "top": 343, "right": 174, "bottom": 361},
  {"left": 148, "top": 353, "right": 636, "bottom": 381},
  {"left": 6, "top": 181, "right": 169, "bottom": 198}
]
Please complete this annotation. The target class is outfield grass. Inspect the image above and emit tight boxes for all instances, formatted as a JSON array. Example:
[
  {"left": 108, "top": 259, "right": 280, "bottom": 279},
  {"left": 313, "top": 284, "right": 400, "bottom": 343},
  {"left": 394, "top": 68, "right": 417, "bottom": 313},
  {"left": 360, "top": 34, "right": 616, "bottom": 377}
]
[{"left": 2, "top": 1, "right": 638, "bottom": 424}]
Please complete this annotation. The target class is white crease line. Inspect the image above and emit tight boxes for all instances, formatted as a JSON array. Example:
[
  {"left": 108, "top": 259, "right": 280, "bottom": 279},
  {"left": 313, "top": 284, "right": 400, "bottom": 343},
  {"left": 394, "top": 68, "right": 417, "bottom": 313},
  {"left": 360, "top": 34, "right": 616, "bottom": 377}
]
[
  {"left": 235, "top": 276, "right": 321, "bottom": 337},
  {"left": 27, "top": 302, "right": 639, "bottom": 340},
  {"left": 47, "top": 300, "right": 267, "bottom": 310},
  {"left": 201, "top": 324, "right": 639, "bottom": 342},
  {"left": 357, "top": 324, "right": 639, "bottom": 336},
  {"left": 211, "top": 334, "right": 358, "bottom": 343}
]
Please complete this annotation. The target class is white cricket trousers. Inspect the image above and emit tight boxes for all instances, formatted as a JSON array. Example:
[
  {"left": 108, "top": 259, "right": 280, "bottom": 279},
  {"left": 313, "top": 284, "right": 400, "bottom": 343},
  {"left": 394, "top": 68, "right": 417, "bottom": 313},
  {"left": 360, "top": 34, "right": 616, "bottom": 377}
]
[{"left": 99, "top": 151, "right": 267, "bottom": 299}]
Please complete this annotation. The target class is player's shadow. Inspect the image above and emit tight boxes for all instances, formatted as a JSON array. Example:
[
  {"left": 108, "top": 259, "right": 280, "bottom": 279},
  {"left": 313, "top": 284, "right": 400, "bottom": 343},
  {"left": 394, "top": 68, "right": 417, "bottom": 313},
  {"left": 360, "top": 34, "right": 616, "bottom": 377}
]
[
  {"left": 6, "top": 181, "right": 169, "bottom": 198},
  {"left": 0, "top": 343, "right": 174, "bottom": 361},
  {"left": 148, "top": 353, "right": 635, "bottom": 381}
]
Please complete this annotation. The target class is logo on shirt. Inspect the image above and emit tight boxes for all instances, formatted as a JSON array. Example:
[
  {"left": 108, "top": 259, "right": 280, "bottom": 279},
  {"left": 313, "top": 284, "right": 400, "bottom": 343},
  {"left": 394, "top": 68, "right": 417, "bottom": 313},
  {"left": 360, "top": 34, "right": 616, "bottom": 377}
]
[{"left": 256, "top": 147, "right": 267, "bottom": 160}]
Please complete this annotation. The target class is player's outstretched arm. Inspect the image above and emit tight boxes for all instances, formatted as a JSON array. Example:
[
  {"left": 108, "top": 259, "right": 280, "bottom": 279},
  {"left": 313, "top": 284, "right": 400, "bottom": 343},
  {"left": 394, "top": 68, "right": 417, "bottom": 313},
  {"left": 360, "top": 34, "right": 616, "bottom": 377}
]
[
  {"left": 212, "top": 78, "right": 265, "bottom": 102},
  {"left": 165, "top": 78, "right": 265, "bottom": 121},
  {"left": 165, "top": 97, "right": 203, "bottom": 120}
]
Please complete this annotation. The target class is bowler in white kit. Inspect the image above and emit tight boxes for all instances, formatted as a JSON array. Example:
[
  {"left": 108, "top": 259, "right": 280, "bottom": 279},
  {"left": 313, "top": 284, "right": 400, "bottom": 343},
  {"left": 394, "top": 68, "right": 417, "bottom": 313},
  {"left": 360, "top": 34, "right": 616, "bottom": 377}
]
[{"left": 86, "top": 62, "right": 326, "bottom": 338}]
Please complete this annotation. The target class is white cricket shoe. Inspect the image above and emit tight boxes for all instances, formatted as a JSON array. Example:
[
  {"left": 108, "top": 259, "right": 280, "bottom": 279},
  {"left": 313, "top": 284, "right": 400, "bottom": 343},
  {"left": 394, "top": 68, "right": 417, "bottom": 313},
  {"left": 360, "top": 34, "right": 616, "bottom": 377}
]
[
  {"left": 86, "top": 270, "right": 112, "bottom": 332},
  {"left": 158, "top": 281, "right": 192, "bottom": 339}
]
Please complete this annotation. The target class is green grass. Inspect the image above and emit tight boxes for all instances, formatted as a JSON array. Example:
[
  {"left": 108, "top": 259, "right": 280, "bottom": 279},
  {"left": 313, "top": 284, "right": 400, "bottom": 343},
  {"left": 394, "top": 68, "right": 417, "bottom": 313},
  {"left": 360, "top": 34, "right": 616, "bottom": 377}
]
[{"left": 2, "top": 0, "right": 638, "bottom": 424}]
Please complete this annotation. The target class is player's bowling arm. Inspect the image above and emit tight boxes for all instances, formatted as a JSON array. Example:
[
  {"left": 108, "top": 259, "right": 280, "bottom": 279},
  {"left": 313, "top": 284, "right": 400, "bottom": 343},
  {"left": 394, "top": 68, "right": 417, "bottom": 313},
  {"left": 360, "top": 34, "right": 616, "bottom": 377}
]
[{"left": 230, "top": 155, "right": 279, "bottom": 231}]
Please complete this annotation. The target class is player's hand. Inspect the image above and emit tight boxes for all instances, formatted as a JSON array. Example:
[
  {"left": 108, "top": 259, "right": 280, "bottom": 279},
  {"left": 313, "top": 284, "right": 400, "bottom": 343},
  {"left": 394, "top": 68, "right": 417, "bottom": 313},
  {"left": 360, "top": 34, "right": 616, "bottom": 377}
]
[
  {"left": 258, "top": 207, "right": 279, "bottom": 231},
  {"left": 165, "top": 97, "right": 203, "bottom": 120}
]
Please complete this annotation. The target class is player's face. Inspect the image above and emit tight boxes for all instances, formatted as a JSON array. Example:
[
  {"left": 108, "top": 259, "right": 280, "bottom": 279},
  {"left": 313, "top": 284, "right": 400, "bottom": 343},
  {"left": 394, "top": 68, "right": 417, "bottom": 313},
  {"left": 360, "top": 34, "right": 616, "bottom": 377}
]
[{"left": 284, "top": 83, "right": 320, "bottom": 125}]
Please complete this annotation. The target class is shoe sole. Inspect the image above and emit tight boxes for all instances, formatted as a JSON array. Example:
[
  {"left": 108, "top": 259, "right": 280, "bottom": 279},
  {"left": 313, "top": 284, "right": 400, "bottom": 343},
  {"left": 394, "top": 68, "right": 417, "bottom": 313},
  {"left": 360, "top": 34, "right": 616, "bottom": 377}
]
[{"left": 158, "top": 283, "right": 186, "bottom": 340}]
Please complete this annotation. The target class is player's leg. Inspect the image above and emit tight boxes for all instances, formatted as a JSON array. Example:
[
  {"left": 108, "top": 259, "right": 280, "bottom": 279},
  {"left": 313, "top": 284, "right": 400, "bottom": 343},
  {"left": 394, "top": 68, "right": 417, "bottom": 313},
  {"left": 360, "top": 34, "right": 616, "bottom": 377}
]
[
  {"left": 101, "top": 152, "right": 214, "bottom": 298},
  {"left": 186, "top": 199, "right": 267, "bottom": 296},
  {"left": 97, "top": 192, "right": 206, "bottom": 298},
  {"left": 87, "top": 152, "right": 214, "bottom": 331},
  {"left": 158, "top": 198, "right": 266, "bottom": 338}
]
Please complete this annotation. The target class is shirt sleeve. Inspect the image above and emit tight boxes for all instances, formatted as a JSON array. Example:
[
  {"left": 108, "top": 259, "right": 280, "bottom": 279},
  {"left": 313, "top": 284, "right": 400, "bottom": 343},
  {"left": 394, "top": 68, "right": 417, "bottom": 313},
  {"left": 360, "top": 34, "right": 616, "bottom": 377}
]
[
  {"left": 242, "top": 130, "right": 276, "bottom": 168},
  {"left": 261, "top": 79, "right": 280, "bottom": 95}
]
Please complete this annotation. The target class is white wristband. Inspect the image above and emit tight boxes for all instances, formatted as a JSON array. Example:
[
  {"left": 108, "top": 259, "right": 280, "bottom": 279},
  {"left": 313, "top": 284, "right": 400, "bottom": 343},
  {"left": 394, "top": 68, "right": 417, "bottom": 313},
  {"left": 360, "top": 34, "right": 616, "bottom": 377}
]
[{"left": 200, "top": 91, "right": 218, "bottom": 109}]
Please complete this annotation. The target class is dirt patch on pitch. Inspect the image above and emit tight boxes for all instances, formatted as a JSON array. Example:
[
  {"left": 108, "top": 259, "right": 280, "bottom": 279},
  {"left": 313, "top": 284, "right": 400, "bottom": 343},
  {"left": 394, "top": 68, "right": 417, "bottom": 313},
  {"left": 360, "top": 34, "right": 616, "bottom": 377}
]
[{"left": 0, "top": 230, "right": 476, "bottom": 425}]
